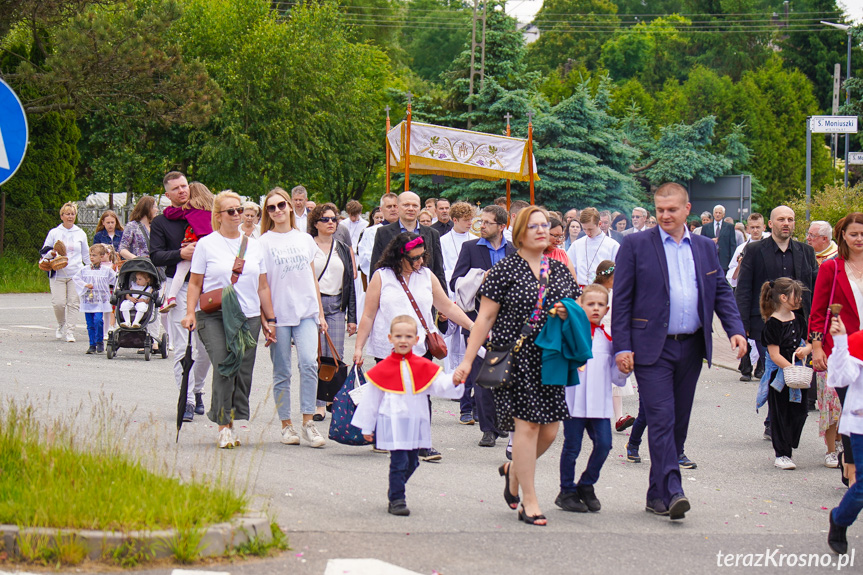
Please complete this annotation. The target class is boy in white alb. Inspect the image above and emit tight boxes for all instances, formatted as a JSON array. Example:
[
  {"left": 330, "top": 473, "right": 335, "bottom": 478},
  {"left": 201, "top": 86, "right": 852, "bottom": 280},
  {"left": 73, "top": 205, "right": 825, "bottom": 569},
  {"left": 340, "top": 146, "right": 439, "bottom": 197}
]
[
  {"left": 352, "top": 315, "right": 464, "bottom": 516},
  {"left": 556, "top": 284, "right": 626, "bottom": 513}
]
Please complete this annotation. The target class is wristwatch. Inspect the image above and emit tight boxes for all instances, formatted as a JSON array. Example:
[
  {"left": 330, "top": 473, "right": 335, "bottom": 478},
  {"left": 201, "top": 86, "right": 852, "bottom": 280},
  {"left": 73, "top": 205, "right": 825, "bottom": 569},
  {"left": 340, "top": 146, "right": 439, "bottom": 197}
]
[{"left": 266, "top": 318, "right": 276, "bottom": 324}]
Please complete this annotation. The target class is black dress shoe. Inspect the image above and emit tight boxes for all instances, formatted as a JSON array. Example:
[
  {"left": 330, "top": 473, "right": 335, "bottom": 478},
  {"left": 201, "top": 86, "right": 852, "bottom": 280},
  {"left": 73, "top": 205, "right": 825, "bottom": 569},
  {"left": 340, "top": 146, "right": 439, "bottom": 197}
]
[
  {"left": 828, "top": 508, "right": 848, "bottom": 554},
  {"left": 754, "top": 369, "right": 765, "bottom": 379},
  {"left": 668, "top": 493, "right": 690, "bottom": 520},
  {"left": 478, "top": 431, "right": 496, "bottom": 447},
  {"left": 577, "top": 484, "right": 601, "bottom": 512},
  {"left": 739, "top": 374, "right": 752, "bottom": 382},
  {"left": 645, "top": 498, "right": 669, "bottom": 516},
  {"left": 388, "top": 499, "right": 410, "bottom": 516},
  {"left": 495, "top": 429, "right": 509, "bottom": 439},
  {"left": 554, "top": 491, "right": 588, "bottom": 513}
]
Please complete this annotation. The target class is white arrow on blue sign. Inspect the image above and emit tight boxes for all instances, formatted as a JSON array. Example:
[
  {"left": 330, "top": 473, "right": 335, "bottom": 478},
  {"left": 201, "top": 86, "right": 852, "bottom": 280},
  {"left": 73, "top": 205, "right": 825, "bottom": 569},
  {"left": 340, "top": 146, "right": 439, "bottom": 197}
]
[{"left": 0, "top": 78, "right": 29, "bottom": 186}]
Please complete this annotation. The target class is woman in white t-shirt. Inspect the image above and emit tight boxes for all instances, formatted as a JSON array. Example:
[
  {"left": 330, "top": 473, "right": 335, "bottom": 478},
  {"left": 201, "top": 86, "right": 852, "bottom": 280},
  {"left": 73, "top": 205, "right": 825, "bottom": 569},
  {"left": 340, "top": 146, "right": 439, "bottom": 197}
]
[
  {"left": 258, "top": 187, "right": 329, "bottom": 448},
  {"left": 181, "top": 191, "right": 276, "bottom": 449}
]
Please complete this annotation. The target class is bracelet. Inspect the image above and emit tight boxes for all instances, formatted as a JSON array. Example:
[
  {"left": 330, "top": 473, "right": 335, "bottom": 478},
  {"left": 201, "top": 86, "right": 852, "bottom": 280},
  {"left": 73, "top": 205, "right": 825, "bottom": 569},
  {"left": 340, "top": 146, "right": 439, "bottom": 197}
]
[
  {"left": 266, "top": 318, "right": 276, "bottom": 324},
  {"left": 808, "top": 330, "right": 823, "bottom": 342}
]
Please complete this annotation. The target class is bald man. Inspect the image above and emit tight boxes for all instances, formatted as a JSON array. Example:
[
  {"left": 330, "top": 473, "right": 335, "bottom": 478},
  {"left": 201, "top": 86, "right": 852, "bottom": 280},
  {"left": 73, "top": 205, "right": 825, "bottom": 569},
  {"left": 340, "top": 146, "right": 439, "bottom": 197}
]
[
  {"left": 370, "top": 190, "right": 446, "bottom": 291},
  {"left": 735, "top": 205, "right": 818, "bottom": 438}
]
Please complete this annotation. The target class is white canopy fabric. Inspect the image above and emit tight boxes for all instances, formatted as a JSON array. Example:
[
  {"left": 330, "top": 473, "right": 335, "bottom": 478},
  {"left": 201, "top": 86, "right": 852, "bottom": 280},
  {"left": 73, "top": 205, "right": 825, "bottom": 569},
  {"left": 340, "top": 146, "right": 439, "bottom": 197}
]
[{"left": 386, "top": 121, "right": 538, "bottom": 182}]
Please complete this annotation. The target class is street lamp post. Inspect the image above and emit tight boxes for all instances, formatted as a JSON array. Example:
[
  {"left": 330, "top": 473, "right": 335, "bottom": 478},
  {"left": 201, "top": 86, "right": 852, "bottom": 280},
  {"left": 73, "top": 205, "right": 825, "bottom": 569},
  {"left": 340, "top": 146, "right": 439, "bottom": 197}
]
[{"left": 822, "top": 21, "right": 853, "bottom": 188}]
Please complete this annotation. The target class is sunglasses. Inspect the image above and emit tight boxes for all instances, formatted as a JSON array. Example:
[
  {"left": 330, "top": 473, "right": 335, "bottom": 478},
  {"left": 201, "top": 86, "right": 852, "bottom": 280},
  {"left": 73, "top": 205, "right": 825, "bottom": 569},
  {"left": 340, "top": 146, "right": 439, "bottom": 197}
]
[
  {"left": 220, "top": 207, "right": 243, "bottom": 216},
  {"left": 266, "top": 201, "right": 288, "bottom": 213},
  {"left": 403, "top": 253, "right": 424, "bottom": 263},
  {"left": 318, "top": 216, "right": 337, "bottom": 223}
]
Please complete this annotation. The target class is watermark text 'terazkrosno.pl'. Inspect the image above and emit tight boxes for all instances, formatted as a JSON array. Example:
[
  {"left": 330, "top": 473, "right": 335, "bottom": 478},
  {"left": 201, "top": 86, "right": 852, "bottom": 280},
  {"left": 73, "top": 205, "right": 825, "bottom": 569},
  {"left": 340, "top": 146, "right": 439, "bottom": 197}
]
[{"left": 716, "top": 549, "right": 856, "bottom": 570}]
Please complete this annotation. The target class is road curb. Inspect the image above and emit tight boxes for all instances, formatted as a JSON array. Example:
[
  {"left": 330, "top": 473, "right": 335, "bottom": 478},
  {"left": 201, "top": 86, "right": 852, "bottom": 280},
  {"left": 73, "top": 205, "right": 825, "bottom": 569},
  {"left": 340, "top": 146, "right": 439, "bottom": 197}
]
[{"left": 0, "top": 511, "right": 271, "bottom": 561}]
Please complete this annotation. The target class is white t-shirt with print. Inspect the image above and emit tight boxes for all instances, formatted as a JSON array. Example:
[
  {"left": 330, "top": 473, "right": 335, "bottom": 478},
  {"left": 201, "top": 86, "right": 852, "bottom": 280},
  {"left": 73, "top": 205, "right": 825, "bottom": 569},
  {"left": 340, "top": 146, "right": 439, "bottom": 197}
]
[
  {"left": 258, "top": 229, "right": 320, "bottom": 326},
  {"left": 191, "top": 232, "right": 266, "bottom": 318}
]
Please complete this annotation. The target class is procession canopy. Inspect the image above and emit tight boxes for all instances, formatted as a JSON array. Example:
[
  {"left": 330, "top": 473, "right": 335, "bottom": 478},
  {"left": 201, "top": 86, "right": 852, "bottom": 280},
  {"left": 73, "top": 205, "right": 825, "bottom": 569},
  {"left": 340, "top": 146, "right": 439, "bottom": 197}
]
[{"left": 386, "top": 121, "right": 539, "bottom": 182}]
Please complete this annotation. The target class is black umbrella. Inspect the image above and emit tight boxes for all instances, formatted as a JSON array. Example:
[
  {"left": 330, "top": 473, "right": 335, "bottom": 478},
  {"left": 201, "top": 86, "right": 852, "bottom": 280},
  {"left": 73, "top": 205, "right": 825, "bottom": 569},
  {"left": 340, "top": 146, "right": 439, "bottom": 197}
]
[{"left": 176, "top": 330, "right": 195, "bottom": 442}]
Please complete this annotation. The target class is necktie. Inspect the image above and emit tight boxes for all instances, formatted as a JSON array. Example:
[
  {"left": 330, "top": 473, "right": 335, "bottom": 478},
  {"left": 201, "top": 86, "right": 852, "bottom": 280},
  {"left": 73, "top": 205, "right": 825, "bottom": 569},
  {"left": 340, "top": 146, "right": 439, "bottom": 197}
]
[{"left": 715, "top": 222, "right": 720, "bottom": 236}]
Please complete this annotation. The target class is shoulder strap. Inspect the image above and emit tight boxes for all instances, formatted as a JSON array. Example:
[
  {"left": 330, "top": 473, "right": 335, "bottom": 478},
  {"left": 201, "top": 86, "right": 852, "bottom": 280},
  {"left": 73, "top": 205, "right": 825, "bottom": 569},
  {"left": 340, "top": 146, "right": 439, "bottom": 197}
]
[
  {"left": 317, "top": 240, "right": 334, "bottom": 282},
  {"left": 396, "top": 273, "right": 432, "bottom": 335},
  {"left": 140, "top": 221, "right": 151, "bottom": 252},
  {"left": 230, "top": 235, "right": 249, "bottom": 285}
]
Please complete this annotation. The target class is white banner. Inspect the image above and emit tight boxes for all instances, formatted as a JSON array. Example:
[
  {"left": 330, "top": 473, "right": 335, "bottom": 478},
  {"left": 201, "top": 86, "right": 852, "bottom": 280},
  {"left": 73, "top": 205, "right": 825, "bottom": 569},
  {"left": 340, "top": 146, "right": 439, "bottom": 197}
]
[{"left": 387, "top": 121, "right": 538, "bottom": 182}]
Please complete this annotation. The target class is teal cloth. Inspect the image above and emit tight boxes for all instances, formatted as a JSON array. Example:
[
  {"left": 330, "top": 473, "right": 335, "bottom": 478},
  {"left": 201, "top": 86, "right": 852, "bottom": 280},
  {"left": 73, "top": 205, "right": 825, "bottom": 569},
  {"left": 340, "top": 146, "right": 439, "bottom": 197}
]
[
  {"left": 219, "top": 285, "right": 257, "bottom": 378},
  {"left": 535, "top": 298, "right": 593, "bottom": 387}
]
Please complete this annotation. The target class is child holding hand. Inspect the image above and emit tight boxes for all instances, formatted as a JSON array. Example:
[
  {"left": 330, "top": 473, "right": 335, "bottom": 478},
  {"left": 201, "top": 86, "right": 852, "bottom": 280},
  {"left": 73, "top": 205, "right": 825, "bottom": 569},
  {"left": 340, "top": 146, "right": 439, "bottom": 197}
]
[
  {"left": 825, "top": 315, "right": 863, "bottom": 555},
  {"left": 351, "top": 315, "right": 464, "bottom": 517},
  {"left": 72, "top": 244, "right": 116, "bottom": 354}
]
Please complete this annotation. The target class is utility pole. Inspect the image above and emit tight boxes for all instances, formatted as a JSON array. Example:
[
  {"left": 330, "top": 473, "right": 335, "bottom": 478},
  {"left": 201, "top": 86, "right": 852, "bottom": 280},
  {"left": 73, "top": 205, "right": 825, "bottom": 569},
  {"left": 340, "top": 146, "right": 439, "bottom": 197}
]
[
  {"left": 467, "top": 0, "right": 479, "bottom": 129},
  {"left": 480, "top": 1, "right": 488, "bottom": 91}
]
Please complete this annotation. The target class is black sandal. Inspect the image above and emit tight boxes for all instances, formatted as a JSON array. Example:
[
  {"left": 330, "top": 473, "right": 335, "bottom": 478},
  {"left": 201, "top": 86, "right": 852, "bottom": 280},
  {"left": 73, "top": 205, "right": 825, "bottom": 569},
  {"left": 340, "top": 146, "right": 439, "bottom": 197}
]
[
  {"left": 498, "top": 463, "right": 520, "bottom": 510},
  {"left": 517, "top": 505, "right": 547, "bottom": 526}
]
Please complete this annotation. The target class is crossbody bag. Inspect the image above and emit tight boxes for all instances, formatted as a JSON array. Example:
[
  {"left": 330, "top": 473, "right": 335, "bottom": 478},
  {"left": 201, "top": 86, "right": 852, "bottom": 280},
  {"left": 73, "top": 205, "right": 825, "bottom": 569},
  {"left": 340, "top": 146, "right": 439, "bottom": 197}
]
[
  {"left": 200, "top": 235, "right": 248, "bottom": 313},
  {"left": 396, "top": 273, "right": 448, "bottom": 360}
]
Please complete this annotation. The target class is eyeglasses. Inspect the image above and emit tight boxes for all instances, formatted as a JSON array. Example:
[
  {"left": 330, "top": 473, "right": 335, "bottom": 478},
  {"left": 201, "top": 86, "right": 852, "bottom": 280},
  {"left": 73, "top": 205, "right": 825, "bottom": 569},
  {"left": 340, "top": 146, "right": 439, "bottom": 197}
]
[
  {"left": 527, "top": 222, "right": 551, "bottom": 231},
  {"left": 220, "top": 207, "right": 242, "bottom": 216},
  {"left": 266, "top": 201, "right": 288, "bottom": 213},
  {"left": 403, "top": 253, "right": 424, "bottom": 263},
  {"left": 480, "top": 220, "right": 498, "bottom": 227},
  {"left": 318, "top": 216, "right": 337, "bottom": 223},
  {"left": 550, "top": 233, "right": 564, "bottom": 240}
]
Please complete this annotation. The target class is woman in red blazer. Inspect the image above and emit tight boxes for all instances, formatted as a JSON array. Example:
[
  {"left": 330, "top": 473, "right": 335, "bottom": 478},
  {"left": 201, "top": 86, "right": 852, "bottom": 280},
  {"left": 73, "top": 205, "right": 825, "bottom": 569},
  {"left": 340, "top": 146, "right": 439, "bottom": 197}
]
[{"left": 810, "top": 212, "right": 863, "bottom": 485}]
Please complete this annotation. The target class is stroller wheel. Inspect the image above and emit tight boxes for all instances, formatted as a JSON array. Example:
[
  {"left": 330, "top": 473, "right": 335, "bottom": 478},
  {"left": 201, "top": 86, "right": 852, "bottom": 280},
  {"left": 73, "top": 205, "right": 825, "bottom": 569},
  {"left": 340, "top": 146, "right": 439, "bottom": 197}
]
[
  {"left": 106, "top": 344, "right": 114, "bottom": 360},
  {"left": 144, "top": 345, "right": 151, "bottom": 361},
  {"left": 161, "top": 334, "right": 168, "bottom": 359}
]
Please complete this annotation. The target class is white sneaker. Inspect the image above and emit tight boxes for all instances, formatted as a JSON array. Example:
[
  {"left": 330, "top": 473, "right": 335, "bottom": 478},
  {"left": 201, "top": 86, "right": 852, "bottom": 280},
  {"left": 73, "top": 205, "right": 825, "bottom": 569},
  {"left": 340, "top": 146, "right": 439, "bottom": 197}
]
[
  {"left": 231, "top": 427, "right": 241, "bottom": 447},
  {"left": 120, "top": 322, "right": 131, "bottom": 328},
  {"left": 300, "top": 421, "right": 326, "bottom": 448},
  {"left": 280, "top": 424, "right": 300, "bottom": 445},
  {"left": 774, "top": 456, "right": 796, "bottom": 470},
  {"left": 826, "top": 452, "right": 839, "bottom": 468},
  {"left": 65, "top": 332, "right": 76, "bottom": 343},
  {"left": 55, "top": 325, "right": 65, "bottom": 339},
  {"left": 218, "top": 427, "right": 234, "bottom": 449},
  {"left": 103, "top": 333, "right": 109, "bottom": 341}
]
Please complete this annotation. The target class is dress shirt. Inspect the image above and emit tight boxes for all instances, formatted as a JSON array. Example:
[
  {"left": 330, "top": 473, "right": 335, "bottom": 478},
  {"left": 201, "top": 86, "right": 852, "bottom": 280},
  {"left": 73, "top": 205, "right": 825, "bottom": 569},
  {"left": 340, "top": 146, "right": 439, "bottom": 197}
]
[
  {"left": 477, "top": 237, "right": 509, "bottom": 266},
  {"left": 774, "top": 240, "right": 796, "bottom": 278},
  {"left": 659, "top": 227, "right": 702, "bottom": 335},
  {"left": 294, "top": 209, "right": 308, "bottom": 235}
]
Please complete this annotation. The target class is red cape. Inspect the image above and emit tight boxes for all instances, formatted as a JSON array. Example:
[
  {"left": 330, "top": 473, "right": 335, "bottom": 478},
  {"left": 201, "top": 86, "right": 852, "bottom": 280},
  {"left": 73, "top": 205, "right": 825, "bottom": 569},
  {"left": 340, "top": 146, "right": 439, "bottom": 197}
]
[{"left": 365, "top": 351, "right": 443, "bottom": 394}]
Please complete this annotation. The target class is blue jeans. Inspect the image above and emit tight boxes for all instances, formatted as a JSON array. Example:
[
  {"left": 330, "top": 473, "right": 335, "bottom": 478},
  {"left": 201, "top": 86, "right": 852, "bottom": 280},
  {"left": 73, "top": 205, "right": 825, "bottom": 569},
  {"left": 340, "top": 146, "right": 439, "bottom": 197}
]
[
  {"left": 559, "top": 417, "right": 612, "bottom": 492},
  {"left": 270, "top": 319, "right": 319, "bottom": 420},
  {"left": 85, "top": 312, "right": 103, "bottom": 347},
  {"left": 388, "top": 449, "right": 420, "bottom": 502},
  {"left": 833, "top": 433, "right": 863, "bottom": 527}
]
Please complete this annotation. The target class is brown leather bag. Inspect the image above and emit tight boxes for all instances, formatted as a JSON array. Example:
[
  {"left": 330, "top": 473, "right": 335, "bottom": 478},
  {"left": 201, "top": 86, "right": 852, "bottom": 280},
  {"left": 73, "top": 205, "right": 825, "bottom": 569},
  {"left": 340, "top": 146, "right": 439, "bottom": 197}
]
[
  {"left": 396, "top": 273, "right": 448, "bottom": 360},
  {"left": 200, "top": 236, "right": 247, "bottom": 313}
]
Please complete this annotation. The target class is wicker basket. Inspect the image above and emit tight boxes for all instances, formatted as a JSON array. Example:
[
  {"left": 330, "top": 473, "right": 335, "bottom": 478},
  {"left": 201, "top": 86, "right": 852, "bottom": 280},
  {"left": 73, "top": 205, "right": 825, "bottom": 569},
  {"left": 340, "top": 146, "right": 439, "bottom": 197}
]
[
  {"left": 783, "top": 365, "right": 813, "bottom": 389},
  {"left": 38, "top": 259, "right": 52, "bottom": 271},
  {"left": 53, "top": 240, "right": 67, "bottom": 256},
  {"left": 50, "top": 256, "right": 68, "bottom": 271}
]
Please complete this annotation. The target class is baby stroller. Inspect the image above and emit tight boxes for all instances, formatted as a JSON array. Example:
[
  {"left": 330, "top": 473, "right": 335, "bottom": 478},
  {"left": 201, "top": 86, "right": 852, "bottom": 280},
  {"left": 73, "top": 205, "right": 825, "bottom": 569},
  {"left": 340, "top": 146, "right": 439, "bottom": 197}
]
[{"left": 106, "top": 257, "right": 168, "bottom": 361}]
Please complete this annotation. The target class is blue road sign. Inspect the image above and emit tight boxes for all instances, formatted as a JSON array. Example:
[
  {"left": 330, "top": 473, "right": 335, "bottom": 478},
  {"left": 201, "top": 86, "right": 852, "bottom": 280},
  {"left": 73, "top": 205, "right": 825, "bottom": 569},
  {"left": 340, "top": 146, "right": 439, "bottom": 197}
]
[{"left": 0, "top": 78, "right": 29, "bottom": 186}]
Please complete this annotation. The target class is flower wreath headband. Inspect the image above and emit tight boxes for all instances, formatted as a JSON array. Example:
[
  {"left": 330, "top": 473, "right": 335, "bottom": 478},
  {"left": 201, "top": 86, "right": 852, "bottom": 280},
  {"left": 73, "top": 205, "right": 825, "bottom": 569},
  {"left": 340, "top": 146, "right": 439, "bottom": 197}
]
[
  {"left": 596, "top": 265, "right": 615, "bottom": 277},
  {"left": 402, "top": 236, "right": 425, "bottom": 253}
]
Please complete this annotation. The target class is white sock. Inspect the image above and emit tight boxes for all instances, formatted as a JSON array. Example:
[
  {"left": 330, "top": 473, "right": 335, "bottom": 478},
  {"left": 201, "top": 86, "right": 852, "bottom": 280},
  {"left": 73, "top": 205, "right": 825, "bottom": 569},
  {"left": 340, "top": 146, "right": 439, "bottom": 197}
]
[
  {"left": 613, "top": 396, "right": 623, "bottom": 421},
  {"left": 132, "top": 311, "right": 145, "bottom": 325}
]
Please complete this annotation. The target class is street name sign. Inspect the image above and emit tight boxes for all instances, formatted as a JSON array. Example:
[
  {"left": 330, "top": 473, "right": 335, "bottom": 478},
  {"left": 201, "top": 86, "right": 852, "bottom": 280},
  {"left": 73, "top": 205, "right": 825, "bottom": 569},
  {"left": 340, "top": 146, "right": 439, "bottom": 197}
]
[
  {"left": 0, "top": 79, "right": 28, "bottom": 186},
  {"left": 849, "top": 152, "right": 863, "bottom": 165},
  {"left": 809, "top": 116, "right": 858, "bottom": 134}
]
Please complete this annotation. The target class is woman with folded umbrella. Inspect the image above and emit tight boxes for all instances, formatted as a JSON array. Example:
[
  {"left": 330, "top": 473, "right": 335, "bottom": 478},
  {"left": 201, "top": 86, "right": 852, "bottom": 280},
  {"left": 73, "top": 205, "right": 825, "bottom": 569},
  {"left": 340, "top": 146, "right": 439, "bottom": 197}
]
[
  {"left": 41, "top": 202, "right": 91, "bottom": 343},
  {"left": 181, "top": 191, "right": 276, "bottom": 449}
]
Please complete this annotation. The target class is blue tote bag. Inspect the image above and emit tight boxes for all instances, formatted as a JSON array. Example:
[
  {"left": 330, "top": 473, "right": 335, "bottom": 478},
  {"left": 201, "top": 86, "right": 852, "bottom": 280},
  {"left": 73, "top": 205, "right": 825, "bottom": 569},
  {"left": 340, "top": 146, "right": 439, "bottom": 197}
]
[{"left": 328, "top": 365, "right": 372, "bottom": 446}]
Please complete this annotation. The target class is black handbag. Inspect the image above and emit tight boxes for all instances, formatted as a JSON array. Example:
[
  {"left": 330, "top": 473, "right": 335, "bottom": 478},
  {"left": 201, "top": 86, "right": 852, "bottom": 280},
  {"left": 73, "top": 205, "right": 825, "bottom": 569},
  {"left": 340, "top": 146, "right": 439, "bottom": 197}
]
[
  {"left": 317, "top": 329, "right": 348, "bottom": 402},
  {"left": 475, "top": 259, "right": 550, "bottom": 390}
]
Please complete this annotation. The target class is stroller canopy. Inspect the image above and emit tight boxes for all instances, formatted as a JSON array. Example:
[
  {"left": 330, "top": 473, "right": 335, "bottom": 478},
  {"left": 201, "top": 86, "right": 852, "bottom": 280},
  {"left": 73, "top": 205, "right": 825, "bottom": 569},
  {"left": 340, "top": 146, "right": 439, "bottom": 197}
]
[{"left": 116, "top": 257, "right": 163, "bottom": 292}]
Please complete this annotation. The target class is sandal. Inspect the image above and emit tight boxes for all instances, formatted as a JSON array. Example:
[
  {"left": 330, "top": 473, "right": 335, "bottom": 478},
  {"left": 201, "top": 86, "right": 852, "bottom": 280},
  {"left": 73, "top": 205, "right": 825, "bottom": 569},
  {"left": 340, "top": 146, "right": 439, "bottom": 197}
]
[
  {"left": 517, "top": 505, "right": 547, "bottom": 526},
  {"left": 498, "top": 463, "right": 520, "bottom": 510}
]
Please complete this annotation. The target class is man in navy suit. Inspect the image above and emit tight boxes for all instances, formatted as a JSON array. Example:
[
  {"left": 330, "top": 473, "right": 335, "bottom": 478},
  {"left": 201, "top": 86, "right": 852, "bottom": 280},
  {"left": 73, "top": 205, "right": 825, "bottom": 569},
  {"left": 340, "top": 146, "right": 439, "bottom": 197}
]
[
  {"left": 450, "top": 205, "right": 515, "bottom": 448},
  {"left": 700, "top": 204, "right": 738, "bottom": 272},
  {"left": 612, "top": 183, "right": 747, "bottom": 520}
]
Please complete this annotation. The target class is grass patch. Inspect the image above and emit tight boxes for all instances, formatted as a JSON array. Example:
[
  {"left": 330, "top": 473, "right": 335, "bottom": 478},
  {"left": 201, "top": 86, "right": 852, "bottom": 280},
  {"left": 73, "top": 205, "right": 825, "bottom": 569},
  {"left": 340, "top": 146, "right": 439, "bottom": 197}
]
[
  {"left": 230, "top": 523, "right": 289, "bottom": 559},
  {"left": 0, "top": 254, "right": 49, "bottom": 293},
  {"left": 0, "top": 400, "right": 248, "bottom": 533}
]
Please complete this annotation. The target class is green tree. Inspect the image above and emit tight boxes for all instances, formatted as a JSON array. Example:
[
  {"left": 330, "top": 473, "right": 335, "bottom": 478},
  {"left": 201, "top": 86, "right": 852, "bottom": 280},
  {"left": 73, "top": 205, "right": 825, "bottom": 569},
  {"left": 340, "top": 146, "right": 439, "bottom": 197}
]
[
  {"left": 527, "top": 0, "right": 619, "bottom": 74},
  {"left": 403, "top": 0, "right": 470, "bottom": 82}
]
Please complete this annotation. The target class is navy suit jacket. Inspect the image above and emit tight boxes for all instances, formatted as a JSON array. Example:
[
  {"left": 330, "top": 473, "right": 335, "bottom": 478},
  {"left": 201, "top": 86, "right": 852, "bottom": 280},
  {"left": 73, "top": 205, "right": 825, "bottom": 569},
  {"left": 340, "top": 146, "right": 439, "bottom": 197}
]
[
  {"left": 449, "top": 238, "right": 516, "bottom": 336},
  {"left": 611, "top": 226, "right": 745, "bottom": 367},
  {"left": 700, "top": 219, "right": 737, "bottom": 271}
]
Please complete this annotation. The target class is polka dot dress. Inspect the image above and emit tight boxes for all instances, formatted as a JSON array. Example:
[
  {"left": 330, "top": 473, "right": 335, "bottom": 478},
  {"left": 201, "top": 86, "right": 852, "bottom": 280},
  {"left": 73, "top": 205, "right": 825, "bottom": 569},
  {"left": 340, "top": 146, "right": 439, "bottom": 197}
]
[{"left": 479, "top": 253, "right": 580, "bottom": 431}]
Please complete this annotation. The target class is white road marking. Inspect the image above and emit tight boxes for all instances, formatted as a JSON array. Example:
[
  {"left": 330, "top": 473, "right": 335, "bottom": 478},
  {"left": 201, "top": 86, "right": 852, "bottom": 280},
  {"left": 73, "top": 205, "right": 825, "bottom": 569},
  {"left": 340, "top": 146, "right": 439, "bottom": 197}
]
[
  {"left": 11, "top": 325, "right": 52, "bottom": 330},
  {"left": 325, "top": 559, "right": 423, "bottom": 575},
  {"left": 0, "top": 306, "right": 50, "bottom": 310},
  {"left": 171, "top": 570, "right": 231, "bottom": 575}
]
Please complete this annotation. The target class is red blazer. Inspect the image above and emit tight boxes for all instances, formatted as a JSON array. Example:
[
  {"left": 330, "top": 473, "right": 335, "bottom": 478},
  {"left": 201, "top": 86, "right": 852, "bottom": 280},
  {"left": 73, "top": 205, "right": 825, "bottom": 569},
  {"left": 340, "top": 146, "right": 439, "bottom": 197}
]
[{"left": 809, "top": 258, "right": 861, "bottom": 356}]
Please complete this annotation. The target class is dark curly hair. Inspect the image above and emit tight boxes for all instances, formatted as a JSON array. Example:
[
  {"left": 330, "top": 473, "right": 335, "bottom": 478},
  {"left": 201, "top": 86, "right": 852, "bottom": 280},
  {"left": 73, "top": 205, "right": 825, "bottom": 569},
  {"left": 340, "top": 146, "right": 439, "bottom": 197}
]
[
  {"left": 308, "top": 202, "right": 339, "bottom": 236},
  {"left": 375, "top": 232, "right": 424, "bottom": 276}
]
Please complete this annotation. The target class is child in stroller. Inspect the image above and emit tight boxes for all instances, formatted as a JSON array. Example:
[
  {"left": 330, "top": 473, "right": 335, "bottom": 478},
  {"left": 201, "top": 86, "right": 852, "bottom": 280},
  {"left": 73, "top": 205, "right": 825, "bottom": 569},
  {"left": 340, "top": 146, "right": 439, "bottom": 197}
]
[
  {"left": 107, "top": 257, "right": 167, "bottom": 361},
  {"left": 119, "top": 271, "right": 154, "bottom": 328}
]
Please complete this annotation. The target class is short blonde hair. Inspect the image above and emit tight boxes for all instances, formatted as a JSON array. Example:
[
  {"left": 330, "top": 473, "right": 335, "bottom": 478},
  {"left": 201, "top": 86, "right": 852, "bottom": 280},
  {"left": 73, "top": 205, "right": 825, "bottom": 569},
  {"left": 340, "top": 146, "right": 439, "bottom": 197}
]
[
  {"left": 260, "top": 187, "right": 296, "bottom": 233},
  {"left": 511, "top": 205, "right": 549, "bottom": 249},
  {"left": 60, "top": 202, "right": 78, "bottom": 217},
  {"left": 211, "top": 191, "right": 243, "bottom": 231},
  {"left": 581, "top": 283, "right": 609, "bottom": 303},
  {"left": 390, "top": 314, "right": 418, "bottom": 334},
  {"left": 242, "top": 201, "right": 261, "bottom": 217}
]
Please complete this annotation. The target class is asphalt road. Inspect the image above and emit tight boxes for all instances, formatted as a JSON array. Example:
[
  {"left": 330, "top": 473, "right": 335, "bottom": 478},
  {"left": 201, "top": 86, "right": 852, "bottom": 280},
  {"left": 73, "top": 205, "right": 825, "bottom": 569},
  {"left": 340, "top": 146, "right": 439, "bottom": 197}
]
[{"left": 1, "top": 293, "right": 860, "bottom": 575}]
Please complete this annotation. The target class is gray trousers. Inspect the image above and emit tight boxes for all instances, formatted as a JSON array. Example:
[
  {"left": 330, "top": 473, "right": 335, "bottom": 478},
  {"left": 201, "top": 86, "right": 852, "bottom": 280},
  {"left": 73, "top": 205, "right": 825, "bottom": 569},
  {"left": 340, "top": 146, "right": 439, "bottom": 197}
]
[{"left": 196, "top": 310, "right": 261, "bottom": 426}]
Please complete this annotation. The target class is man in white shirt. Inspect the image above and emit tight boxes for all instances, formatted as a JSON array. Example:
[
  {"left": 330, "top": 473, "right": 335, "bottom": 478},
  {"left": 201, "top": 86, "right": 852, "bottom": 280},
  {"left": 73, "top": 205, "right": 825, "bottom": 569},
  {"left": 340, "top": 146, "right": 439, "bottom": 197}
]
[
  {"left": 502, "top": 199, "right": 529, "bottom": 243},
  {"left": 357, "top": 193, "right": 399, "bottom": 280},
  {"left": 339, "top": 199, "right": 368, "bottom": 252},
  {"left": 292, "top": 185, "right": 310, "bottom": 233},
  {"left": 622, "top": 207, "right": 649, "bottom": 236},
  {"left": 567, "top": 207, "right": 619, "bottom": 286}
]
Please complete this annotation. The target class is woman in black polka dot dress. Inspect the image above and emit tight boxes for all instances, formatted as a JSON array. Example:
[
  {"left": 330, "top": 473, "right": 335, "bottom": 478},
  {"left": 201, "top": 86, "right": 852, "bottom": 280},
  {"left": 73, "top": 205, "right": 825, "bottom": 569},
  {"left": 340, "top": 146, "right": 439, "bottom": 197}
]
[{"left": 455, "top": 206, "right": 581, "bottom": 526}]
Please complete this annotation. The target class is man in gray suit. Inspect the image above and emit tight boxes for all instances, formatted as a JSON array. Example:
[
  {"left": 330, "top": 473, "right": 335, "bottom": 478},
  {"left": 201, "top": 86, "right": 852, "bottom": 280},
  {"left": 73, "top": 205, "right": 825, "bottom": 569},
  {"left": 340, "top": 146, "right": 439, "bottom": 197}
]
[{"left": 622, "top": 207, "right": 649, "bottom": 236}]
